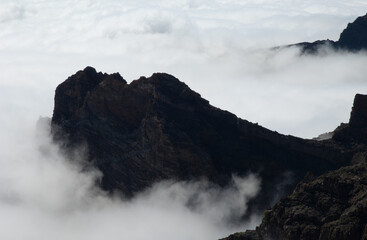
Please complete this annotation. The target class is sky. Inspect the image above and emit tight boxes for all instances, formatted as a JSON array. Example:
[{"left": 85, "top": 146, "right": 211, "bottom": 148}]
[{"left": 0, "top": 0, "right": 367, "bottom": 239}]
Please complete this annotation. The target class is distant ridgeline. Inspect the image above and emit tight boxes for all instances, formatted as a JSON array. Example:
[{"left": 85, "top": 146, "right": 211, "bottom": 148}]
[
  {"left": 50, "top": 13, "right": 367, "bottom": 240},
  {"left": 286, "top": 13, "right": 367, "bottom": 53}
]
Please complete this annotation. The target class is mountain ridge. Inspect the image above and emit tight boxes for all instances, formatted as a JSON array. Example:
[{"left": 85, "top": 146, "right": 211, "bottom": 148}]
[{"left": 51, "top": 66, "right": 355, "bottom": 218}]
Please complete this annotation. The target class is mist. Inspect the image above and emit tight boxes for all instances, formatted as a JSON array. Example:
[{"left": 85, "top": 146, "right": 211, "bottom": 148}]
[
  {"left": 1, "top": 0, "right": 367, "bottom": 239},
  {"left": 0, "top": 118, "right": 260, "bottom": 240}
]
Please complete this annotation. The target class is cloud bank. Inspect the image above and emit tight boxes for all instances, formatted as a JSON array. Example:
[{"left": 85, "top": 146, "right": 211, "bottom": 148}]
[{"left": 0, "top": 118, "right": 260, "bottom": 240}]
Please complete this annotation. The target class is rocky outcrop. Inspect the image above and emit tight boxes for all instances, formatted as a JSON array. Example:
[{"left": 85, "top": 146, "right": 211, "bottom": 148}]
[
  {"left": 223, "top": 163, "right": 367, "bottom": 240},
  {"left": 288, "top": 13, "right": 367, "bottom": 53},
  {"left": 349, "top": 94, "right": 367, "bottom": 129},
  {"left": 332, "top": 94, "right": 367, "bottom": 161},
  {"left": 221, "top": 94, "right": 367, "bottom": 240},
  {"left": 51, "top": 67, "right": 351, "bottom": 213},
  {"left": 338, "top": 14, "right": 367, "bottom": 51},
  {"left": 259, "top": 163, "right": 367, "bottom": 240}
]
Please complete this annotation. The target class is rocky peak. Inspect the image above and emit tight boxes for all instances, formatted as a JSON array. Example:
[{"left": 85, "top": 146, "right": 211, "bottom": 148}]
[
  {"left": 130, "top": 72, "right": 208, "bottom": 107},
  {"left": 338, "top": 14, "right": 367, "bottom": 51},
  {"left": 332, "top": 94, "right": 367, "bottom": 149},
  {"left": 52, "top": 66, "right": 126, "bottom": 125},
  {"left": 350, "top": 94, "right": 367, "bottom": 129}
]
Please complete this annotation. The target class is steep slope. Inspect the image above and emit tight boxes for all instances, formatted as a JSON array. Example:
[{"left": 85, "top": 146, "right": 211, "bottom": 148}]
[
  {"left": 222, "top": 94, "right": 367, "bottom": 240},
  {"left": 223, "top": 163, "right": 367, "bottom": 240},
  {"left": 51, "top": 67, "right": 350, "bottom": 212},
  {"left": 333, "top": 94, "right": 367, "bottom": 148},
  {"left": 338, "top": 14, "right": 367, "bottom": 51}
]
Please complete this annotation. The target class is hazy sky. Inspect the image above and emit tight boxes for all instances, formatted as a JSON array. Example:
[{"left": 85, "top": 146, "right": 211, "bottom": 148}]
[{"left": 0, "top": 1, "right": 367, "bottom": 239}]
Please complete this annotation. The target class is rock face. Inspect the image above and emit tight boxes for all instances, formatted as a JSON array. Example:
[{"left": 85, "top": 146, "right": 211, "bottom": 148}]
[
  {"left": 350, "top": 94, "right": 367, "bottom": 129},
  {"left": 221, "top": 94, "right": 367, "bottom": 240},
  {"left": 332, "top": 94, "right": 367, "bottom": 158},
  {"left": 288, "top": 13, "right": 367, "bottom": 53},
  {"left": 338, "top": 14, "right": 367, "bottom": 51},
  {"left": 223, "top": 163, "right": 367, "bottom": 240},
  {"left": 51, "top": 67, "right": 350, "bottom": 212},
  {"left": 260, "top": 163, "right": 367, "bottom": 240}
]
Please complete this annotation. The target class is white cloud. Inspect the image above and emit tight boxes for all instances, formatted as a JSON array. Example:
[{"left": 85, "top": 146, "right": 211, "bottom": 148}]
[
  {"left": 0, "top": 119, "right": 260, "bottom": 240},
  {"left": 1, "top": 0, "right": 366, "bottom": 138}
]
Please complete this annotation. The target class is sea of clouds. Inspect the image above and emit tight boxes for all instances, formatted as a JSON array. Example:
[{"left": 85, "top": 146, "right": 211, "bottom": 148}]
[
  {"left": 1, "top": 0, "right": 367, "bottom": 137},
  {"left": 0, "top": 119, "right": 260, "bottom": 239},
  {"left": 1, "top": 0, "right": 367, "bottom": 239}
]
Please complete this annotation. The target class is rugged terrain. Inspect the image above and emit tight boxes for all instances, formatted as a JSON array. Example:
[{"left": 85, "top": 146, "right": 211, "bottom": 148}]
[
  {"left": 222, "top": 94, "right": 367, "bottom": 240},
  {"left": 51, "top": 66, "right": 351, "bottom": 214}
]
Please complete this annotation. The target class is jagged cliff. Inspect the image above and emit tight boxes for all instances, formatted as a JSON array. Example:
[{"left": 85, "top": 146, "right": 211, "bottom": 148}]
[{"left": 221, "top": 94, "right": 367, "bottom": 240}]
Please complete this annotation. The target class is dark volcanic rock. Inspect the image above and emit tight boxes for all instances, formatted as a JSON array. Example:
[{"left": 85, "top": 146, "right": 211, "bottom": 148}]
[
  {"left": 221, "top": 94, "right": 367, "bottom": 240},
  {"left": 287, "top": 13, "right": 367, "bottom": 53},
  {"left": 228, "top": 163, "right": 367, "bottom": 240},
  {"left": 350, "top": 94, "right": 367, "bottom": 129},
  {"left": 332, "top": 94, "right": 367, "bottom": 156},
  {"left": 338, "top": 14, "right": 367, "bottom": 51},
  {"left": 52, "top": 67, "right": 350, "bottom": 211}
]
